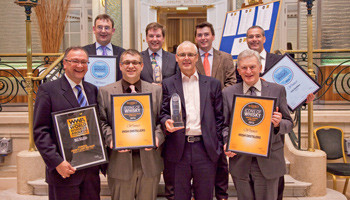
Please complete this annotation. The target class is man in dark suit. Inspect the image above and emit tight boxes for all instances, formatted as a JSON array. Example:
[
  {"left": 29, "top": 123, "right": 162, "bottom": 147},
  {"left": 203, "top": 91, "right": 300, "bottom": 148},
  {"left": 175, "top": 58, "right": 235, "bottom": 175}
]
[
  {"left": 98, "top": 49, "right": 164, "bottom": 200},
  {"left": 83, "top": 14, "right": 125, "bottom": 81},
  {"left": 34, "top": 47, "right": 100, "bottom": 200},
  {"left": 223, "top": 49, "right": 293, "bottom": 200},
  {"left": 236, "top": 25, "right": 282, "bottom": 83},
  {"left": 195, "top": 21, "right": 236, "bottom": 200},
  {"left": 141, "top": 22, "right": 178, "bottom": 84},
  {"left": 160, "top": 41, "right": 224, "bottom": 200}
]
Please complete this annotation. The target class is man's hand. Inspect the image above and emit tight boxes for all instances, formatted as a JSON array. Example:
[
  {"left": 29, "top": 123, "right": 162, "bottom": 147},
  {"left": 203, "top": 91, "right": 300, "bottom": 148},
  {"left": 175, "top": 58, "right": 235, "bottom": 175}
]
[
  {"left": 272, "top": 107, "right": 282, "bottom": 127},
  {"left": 56, "top": 161, "right": 76, "bottom": 178},
  {"left": 165, "top": 119, "right": 184, "bottom": 133},
  {"left": 224, "top": 144, "right": 236, "bottom": 158},
  {"left": 145, "top": 136, "right": 159, "bottom": 151},
  {"left": 306, "top": 93, "right": 315, "bottom": 104}
]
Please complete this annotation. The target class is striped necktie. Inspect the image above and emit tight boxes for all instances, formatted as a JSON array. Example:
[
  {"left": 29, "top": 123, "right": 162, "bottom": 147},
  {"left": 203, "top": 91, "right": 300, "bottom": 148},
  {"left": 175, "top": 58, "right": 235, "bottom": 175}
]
[
  {"left": 101, "top": 46, "right": 108, "bottom": 56},
  {"left": 75, "top": 85, "right": 88, "bottom": 107},
  {"left": 151, "top": 53, "right": 162, "bottom": 83}
]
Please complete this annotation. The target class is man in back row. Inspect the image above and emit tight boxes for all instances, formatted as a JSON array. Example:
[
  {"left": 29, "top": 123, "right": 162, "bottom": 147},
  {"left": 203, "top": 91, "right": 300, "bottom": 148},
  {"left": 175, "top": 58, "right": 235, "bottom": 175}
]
[
  {"left": 141, "top": 22, "right": 178, "bottom": 84},
  {"left": 84, "top": 14, "right": 125, "bottom": 81},
  {"left": 195, "top": 21, "right": 237, "bottom": 200}
]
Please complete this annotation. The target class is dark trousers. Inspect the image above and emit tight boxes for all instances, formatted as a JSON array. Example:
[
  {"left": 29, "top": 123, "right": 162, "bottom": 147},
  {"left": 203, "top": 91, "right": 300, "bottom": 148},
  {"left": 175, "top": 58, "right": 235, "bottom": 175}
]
[
  {"left": 215, "top": 151, "right": 229, "bottom": 199},
  {"left": 48, "top": 169, "right": 100, "bottom": 200},
  {"left": 166, "top": 139, "right": 217, "bottom": 200}
]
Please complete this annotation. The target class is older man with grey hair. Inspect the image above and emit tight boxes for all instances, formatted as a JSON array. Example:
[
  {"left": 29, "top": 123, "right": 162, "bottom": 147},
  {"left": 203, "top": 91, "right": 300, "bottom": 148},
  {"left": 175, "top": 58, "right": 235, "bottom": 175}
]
[
  {"left": 222, "top": 49, "right": 293, "bottom": 200},
  {"left": 160, "top": 41, "right": 224, "bottom": 200}
]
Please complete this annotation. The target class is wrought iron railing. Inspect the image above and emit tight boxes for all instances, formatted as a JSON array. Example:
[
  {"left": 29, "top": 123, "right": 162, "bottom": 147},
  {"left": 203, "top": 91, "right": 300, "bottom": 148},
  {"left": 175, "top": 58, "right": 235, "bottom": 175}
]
[
  {"left": 0, "top": 53, "right": 64, "bottom": 111},
  {"left": 277, "top": 49, "right": 350, "bottom": 150}
]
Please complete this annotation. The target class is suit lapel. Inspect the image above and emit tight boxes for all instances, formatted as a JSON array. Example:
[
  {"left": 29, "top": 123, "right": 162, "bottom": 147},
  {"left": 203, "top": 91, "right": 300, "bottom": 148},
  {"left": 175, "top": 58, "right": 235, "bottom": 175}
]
[
  {"left": 196, "top": 53, "right": 205, "bottom": 75},
  {"left": 198, "top": 74, "right": 208, "bottom": 120},
  {"left": 211, "top": 49, "right": 222, "bottom": 78},
  {"left": 162, "top": 49, "right": 169, "bottom": 76},
  {"left": 61, "top": 77, "right": 80, "bottom": 108},
  {"left": 142, "top": 50, "right": 154, "bottom": 80},
  {"left": 261, "top": 80, "right": 271, "bottom": 97}
]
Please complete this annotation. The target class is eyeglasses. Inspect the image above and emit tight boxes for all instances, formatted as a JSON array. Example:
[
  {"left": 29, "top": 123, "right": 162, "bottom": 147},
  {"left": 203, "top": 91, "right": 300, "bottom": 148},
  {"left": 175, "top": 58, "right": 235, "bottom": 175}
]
[
  {"left": 177, "top": 53, "right": 197, "bottom": 58},
  {"left": 65, "top": 59, "right": 89, "bottom": 65},
  {"left": 122, "top": 60, "right": 142, "bottom": 66},
  {"left": 96, "top": 25, "right": 111, "bottom": 31}
]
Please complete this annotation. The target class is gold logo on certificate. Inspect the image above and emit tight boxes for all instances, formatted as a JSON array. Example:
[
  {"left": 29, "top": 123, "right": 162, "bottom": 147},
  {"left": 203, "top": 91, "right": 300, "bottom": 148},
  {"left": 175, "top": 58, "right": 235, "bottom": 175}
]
[
  {"left": 67, "top": 116, "right": 90, "bottom": 138},
  {"left": 241, "top": 102, "right": 265, "bottom": 126}
]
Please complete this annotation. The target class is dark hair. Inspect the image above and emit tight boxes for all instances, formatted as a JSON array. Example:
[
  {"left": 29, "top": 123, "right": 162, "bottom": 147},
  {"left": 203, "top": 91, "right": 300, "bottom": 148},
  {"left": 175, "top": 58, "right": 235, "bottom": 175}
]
[
  {"left": 195, "top": 21, "right": 215, "bottom": 36},
  {"left": 64, "top": 46, "right": 88, "bottom": 60},
  {"left": 94, "top": 14, "right": 114, "bottom": 28},
  {"left": 247, "top": 26, "right": 265, "bottom": 36},
  {"left": 146, "top": 22, "right": 165, "bottom": 37},
  {"left": 120, "top": 49, "right": 143, "bottom": 64}
]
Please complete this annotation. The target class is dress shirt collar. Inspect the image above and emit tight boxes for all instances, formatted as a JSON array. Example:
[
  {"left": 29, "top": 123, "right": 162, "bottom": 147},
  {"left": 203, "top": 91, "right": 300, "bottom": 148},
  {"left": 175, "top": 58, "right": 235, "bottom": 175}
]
[
  {"left": 148, "top": 48, "right": 163, "bottom": 58},
  {"left": 260, "top": 49, "right": 267, "bottom": 61},
  {"left": 199, "top": 48, "right": 213, "bottom": 57},
  {"left": 64, "top": 74, "right": 83, "bottom": 90},
  {"left": 181, "top": 70, "right": 199, "bottom": 81},
  {"left": 96, "top": 42, "right": 113, "bottom": 51},
  {"left": 243, "top": 79, "right": 262, "bottom": 94},
  {"left": 121, "top": 79, "right": 142, "bottom": 93}
]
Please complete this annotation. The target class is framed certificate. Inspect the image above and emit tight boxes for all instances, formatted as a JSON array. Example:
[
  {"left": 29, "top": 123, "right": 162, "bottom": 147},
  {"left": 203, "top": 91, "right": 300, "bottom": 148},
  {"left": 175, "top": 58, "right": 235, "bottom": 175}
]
[
  {"left": 52, "top": 105, "right": 108, "bottom": 170},
  {"left": 227, "top": 95, "right": 276, "bottom": 158},
  {"left": 111, "top": 93, "right": 155, "bottom": 150},
  {"left": 84, "top": 56, "right": 117, "bottom": 88},
  {"left": 262, "top": 54, "right": 321, "bottom": 111}
]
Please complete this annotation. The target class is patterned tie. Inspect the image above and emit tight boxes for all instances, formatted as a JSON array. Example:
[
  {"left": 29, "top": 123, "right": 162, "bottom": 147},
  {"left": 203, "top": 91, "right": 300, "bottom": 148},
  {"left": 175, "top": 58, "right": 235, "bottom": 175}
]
[
  {"left": 129, "top": 85, "right": 137, "bottom": 93},
  {"left": 203, "top": 53, "right": 210, "bottom": 76},
  {"left": 249, "top": 86, "right": 257, "bottom": 96},
  {"left": 151, "top": 53, "right": 162, "bottom": 83},
  {"left": 101, "top": 46, "right": 108, "bottom": 56},
  {"left": 75, "top": 85, "right": 88, "bottom": 107}
]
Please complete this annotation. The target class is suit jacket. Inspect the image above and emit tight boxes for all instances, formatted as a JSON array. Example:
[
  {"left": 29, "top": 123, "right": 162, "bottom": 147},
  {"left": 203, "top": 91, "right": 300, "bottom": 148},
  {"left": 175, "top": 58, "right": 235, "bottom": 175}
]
[
  {"left": 34, "top": 76, "right": 99, "bottom": 185},
  {"left": 140, "top": 49, "right": 179, "bottom": 83},
  {"left": 222, "top": 80, "right": 293, "bottom": 179},
  {"left": 83, "top": 43, "right": 125, "bottom": 81},
  {"left": 160, "top": 72, "right": 224, "bottom": 163},
  {"left": 196, "top": 48, "right": 236, "bottom": 89},
  {"left": 97, "top": 80, "right": 164, "bottom": 180},
  {"left": 236, "top": 51, "right": 283, "bottom": 83}
]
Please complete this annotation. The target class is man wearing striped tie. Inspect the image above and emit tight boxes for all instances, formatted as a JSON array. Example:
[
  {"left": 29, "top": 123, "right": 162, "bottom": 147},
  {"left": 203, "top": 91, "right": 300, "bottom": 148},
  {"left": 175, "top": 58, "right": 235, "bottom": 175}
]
[
  {"left": 34, "top": 47, "right": 101, "bottom": 200},
  {"left": 141, "top": 22, "right": 178, "bottom": 85}
]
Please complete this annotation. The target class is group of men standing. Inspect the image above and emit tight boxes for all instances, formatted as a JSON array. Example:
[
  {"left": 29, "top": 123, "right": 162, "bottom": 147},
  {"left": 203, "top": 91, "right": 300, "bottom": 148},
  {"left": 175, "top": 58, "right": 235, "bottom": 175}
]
[{"left": 34, "top": 13, "right": 294, "bottom": 200}]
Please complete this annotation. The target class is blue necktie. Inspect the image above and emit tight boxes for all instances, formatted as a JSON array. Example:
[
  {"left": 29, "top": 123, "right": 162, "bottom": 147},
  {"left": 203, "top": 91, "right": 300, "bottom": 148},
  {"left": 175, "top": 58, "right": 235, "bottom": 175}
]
[
  {"left": 101, "top": 46, "right": 108, "bottom": 56},
  {"left": 75, "top": 85, "right": 88, "bottom": 107}
]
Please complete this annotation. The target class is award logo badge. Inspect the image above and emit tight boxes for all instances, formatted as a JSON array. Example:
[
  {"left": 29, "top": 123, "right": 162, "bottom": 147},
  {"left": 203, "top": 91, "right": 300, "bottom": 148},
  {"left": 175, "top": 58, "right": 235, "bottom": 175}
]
[{"left": 170, "top": 93, "right": 184, "bottom": 127}]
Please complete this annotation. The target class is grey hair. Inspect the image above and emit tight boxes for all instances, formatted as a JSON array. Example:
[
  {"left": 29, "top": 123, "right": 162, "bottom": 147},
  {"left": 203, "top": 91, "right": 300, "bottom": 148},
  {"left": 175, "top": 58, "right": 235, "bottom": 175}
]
[
  {"left": 247, "top": 25, "right": 265, "bottom": 36},
  {"left": 237, "top": 49, "right": 261, "bottom": 68},
  {"left": 176, "top": 41, "right": 198, "bottom": 54}
]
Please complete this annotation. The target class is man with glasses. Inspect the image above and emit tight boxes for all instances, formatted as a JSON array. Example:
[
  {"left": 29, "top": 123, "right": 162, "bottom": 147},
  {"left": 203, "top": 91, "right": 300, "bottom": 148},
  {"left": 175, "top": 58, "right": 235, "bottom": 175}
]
[
  {"left": 141, "top": 22, "right": 178, "bottom": 84},
  {"left": 34, "top": 47, "right": 101, "bottom": 200},
  {"left": 160, "top": 41, "right": 224, "bottom": 200},
  {"left": 84, "top": 14, "right": 125, "bottom": 80},
  {"left": 98, "top": 49, "right": 164, "bottom": 200},
  {"left": 223, "top": 49, "right": 293, "bottom": 200}
]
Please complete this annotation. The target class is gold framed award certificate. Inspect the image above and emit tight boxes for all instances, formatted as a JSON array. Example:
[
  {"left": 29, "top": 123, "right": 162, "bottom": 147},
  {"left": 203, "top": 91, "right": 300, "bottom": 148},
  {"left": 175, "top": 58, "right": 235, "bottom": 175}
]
[
  {"left": 111, "top": 93, "right": 155, "bottom": 150},
  {"left": 227, "top": 95, "right": 276, "bottom": 158},
  {"left": 52, "top": 105, "right": 108, "bottom": 170}
]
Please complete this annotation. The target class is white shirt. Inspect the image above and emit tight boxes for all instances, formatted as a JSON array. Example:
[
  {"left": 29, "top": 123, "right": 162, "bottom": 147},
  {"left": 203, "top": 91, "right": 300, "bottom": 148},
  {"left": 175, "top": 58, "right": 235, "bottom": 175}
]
[
  {"left": 64, "top": 74, "right": 89, "bottom": 105},
  {"left": 199, "top": 48, "right": 214, "bottom": 75},
  {"left": 260, "top": 49, "right": 267, "bottom": 73},
  {"left": 181, "top": 71, "right": 201, "bottom": 136},
  {"left": 95, "top": 42, "right": 113, "bottom": 56},
  {"left": 148, "top": 48, "right": 163, "bottom": 70},
  {"left": 243, "top": 79, "right": 262, "bottom": 96}
]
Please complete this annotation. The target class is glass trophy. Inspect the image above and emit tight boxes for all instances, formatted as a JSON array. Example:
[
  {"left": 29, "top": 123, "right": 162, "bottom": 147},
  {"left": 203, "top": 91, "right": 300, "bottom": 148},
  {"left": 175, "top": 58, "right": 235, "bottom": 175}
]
[{"left": 170, "top": 93, "right": 184, "bottom": 127}]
